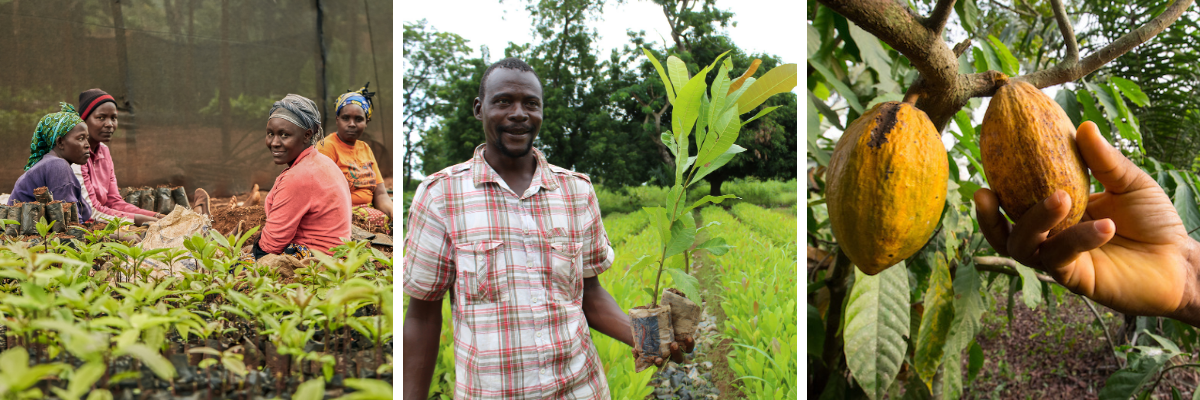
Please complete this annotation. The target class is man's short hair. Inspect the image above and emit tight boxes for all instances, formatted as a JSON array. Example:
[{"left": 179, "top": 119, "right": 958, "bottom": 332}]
[{"left": 478, "top": 57, "right": 540, "bottom": 100}]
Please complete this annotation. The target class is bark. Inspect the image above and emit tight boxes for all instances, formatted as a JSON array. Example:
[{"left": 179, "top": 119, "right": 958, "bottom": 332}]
[{"left": 815, "top": 0, "right": 1194, "bottom": 131}]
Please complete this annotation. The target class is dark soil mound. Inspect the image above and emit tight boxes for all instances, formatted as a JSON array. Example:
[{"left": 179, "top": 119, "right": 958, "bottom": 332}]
[{"left": 211, "top": 206, "right": 266, "bottom": 244}]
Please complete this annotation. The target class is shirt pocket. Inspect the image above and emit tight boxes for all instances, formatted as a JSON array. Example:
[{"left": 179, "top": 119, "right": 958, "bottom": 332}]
[
  {"left": 549, "top": 241, "right": 584, "bottom": 301},
  {"left": 455, "top": 240, "right": 507, "bottom": 305}
]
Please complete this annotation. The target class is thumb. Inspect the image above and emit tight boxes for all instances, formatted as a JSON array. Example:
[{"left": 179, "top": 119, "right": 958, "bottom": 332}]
[{"left": 1076, "top": 120, "right": 1155, "bottom": 194}]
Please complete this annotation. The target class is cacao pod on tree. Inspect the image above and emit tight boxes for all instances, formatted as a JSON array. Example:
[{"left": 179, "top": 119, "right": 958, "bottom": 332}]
[
  {"left": 980, "top": 77, "right": 1090, "bottom": 236},
  {"left": 827, "top": 101, "right": 949, "bottom": 275}
]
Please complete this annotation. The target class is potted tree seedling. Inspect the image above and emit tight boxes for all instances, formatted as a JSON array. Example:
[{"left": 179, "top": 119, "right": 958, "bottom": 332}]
[{"left": 629, "top": 49, "right": 796, "bottom": 371}]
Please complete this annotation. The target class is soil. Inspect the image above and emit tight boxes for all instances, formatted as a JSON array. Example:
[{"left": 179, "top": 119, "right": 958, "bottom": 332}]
[
  {"left": 961, "top": 286, "right": 1200, "bottom": 399},
  {"left": 210, "top": 205, "right": 266, "bottom": 244}
]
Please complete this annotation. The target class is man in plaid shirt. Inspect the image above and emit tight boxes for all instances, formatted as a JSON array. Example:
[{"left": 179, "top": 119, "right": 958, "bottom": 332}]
[{"left": 403, "top": 58, "right": 684, "bottom": 399}]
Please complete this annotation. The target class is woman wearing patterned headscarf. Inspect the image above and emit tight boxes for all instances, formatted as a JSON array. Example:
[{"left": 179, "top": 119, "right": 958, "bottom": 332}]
[
  {"left": 317, "top": 82, "right": 393, "bottom": 235},
  {"left": 7, "top": 103, "right": 95, "bottom": 222},
  {"left": 74, "top": 89, "right": 163, "bottom": 226},
  {"left": 248, "top": 94, "right": 352, "bottom": 260}
]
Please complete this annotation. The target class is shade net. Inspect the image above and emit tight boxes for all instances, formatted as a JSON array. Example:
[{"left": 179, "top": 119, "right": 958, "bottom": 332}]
[{"left": 0, "top": 0, "right": 392, "bottom": 197}]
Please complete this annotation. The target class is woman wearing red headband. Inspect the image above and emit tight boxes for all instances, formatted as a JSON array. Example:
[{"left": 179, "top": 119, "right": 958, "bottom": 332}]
[{"left": 75, "top": 89, "right": 162, "bottom": 226}]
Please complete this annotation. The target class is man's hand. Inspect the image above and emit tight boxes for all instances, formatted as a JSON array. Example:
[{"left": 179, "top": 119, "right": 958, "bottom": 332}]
[
  {"left": 631, "top": 336, "right": 695, "bottom": 368},
  {"left": 974, "top": 120, "right": 1200, "bottom": 321}
]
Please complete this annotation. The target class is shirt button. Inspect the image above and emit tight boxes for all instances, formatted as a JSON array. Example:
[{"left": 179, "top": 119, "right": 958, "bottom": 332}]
[
  {"left": 537, "top": 331, "right": 543, "bottom": 338},
  {"left": 532, "top": 297, "right": 539, "bottom": 303}
]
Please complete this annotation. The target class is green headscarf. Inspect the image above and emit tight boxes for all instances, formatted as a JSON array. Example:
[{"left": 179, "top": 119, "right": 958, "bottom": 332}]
[{"left": 26, "top": 103, "right": 85, "bottom": 171}]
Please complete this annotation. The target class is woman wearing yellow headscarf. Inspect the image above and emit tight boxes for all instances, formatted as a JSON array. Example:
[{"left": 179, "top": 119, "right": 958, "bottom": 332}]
[{"left": 316, "top": 83, "right": 392, "bottom": 234}]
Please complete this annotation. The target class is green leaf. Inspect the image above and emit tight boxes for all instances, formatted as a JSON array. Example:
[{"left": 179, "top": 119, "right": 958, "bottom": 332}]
[
  {"left": 808, "top": 304, "right": 825, "bottom": 358},
  {"left": 809, "top": 91, "right": 843, "bottom": 130},
  {"left": 737, "top": 64, "right": 796, "bottom": 114},
  {"left": 692, "top": 144, "right": 746, "bottom": 184},
  {"left": 847, "top": 21, "right": 894, "bottom": 90},
  {"left": 667, "top": 56, "right": 690, "bottom": 98},
  {"left": 694, "top": 237, "right": 731, "bottom": 256},
  {"left": 977, "top": 43, "right": 1002, "bottom": 73},
  {"left": 967, "top": 340, "right": 984, "bottom": 384},
  {"left": 85, "top": 390, "right": 113, "bottom": 400},
  {"left": 1055, "top": 89, "right": 1082, "bottom": 127},
  {"left": 1098, "top": 348, "right": 1176, "bottom": 399},
  {"left": 940, "top": 259, "right": 985, "bottom": 399},
  {"left": 664, "top": 268, "right": 701, "bottom": 305},
  {"left": 341, "top": 379, "right": 394, "bottom": 400},
  {"left": 808, "top": 61, "right": 863, "bottom": 114},
  {"left": 844, "top": 263, "right": 910, "bottom": 400},
  {"left": 987, "top": 35, "right": 1019, "bottom": 76},
  {"left": 742, "top": 105, "right": 780, "bottom": 125},
  {"left": 954, "top": 0, "right": 980, "bottom": 33},
  {"left": 914, "top": 254, "right": 954, "bottom": 391},
  {"left": 1014, "top": 263, "right": 1043, "bottom": 310},
  {"left": 641, "top": 48, "right": 675, "bottom": 103},
  {"left": 116, "top": 344, "right": 175, "bottom": 380},
  {"left": 67, "top": 362, "right": 105, "bottom": 399},
  {"left": 664, "top": 212, "right": 696, "bottom": 259},
  {"left": 1110, "top": 76, "right": 1150, "bottom": 107},
  {"left": 1077, "top": 89, "right": 1112, "bottom": 139},
  {"left": 1168, "top": 172, "right": 1200, "bottom": 240},
  {"left": 294, "top": 377, "right": 326, "bottom": 400}
]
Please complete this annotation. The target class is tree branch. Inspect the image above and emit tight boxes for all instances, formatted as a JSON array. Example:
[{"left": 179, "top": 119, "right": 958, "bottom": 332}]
[
  {"left": 1049, "top": 0, "right": 1079, "bottom": 65},
  {"left": 816, "top": 0, "right": 958, "bottom": 90},
  {"left": 925, "top": 0, "right": 958, "bottom": 35},
  {"left": 1018, "top": 0, "right": 1194, "bottom": 89},
  {"left": 972, "top": 256, "right": 1058, "bottom": 284}
]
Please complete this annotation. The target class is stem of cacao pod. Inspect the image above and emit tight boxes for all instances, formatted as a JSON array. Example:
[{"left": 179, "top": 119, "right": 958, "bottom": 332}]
[{"left": 812, "top": 249, "right": 853, "bottom": 396}]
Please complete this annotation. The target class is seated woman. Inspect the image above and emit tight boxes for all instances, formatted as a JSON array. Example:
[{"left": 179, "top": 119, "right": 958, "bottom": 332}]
[
  {"left": 317, "top": 83, "right": 393, "bottom": 234},
  {"left": 8, "top": 103, "right": 94, "bottom": 223},
  {"left": 250, "top": 94, "right": 352, "bottom": 260},
  {"left": 75, "top": 89, "right": 163, "bottom": 226}
]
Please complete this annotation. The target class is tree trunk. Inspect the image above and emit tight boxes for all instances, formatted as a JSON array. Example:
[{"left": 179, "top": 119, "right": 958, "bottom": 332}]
[{"left": 708, "top": 175, "right": 725, "bottom": 197}]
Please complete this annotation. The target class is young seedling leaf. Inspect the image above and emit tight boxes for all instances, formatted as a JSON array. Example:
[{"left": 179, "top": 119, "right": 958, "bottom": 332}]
[
  {"left": 737, "top": 64, "right": 797, "bottom": 114},
  {"left": 664, "top": 267, "right": 702, "bottom": 310}
]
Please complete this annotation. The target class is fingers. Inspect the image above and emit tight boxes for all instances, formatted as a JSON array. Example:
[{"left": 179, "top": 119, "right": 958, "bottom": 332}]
[
  {"left": 1076, "top": 120, "right": 1155, "bottom": 194},
  {"left": 1038, "top": 218, "right": 1115, "bottom": 274},
  {"left": 1006, "top": 190, "right": 1072, "bottom": 266},
  {"left": 670, "top": 342, "right": 684, "bottom": 363},
  {"left": 974, "top": 188, "right": 1012, "bottom": 256}
]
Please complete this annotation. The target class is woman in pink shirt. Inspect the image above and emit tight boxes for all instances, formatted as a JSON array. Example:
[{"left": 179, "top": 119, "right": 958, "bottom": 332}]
[
  {"left": 249, "top": 94, "right": 352, "bottom": 260},
  {"left": 76, "top": 89, "right": 162, "bottom": 226}
]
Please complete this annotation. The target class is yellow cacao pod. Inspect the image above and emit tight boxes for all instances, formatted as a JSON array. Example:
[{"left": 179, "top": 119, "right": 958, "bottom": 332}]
[
  {"left": 980, "top": 79, "right": 1089, "bottom": 236},
  {"left": 827, "top": 101, "right": 949, "bottom": 275}
]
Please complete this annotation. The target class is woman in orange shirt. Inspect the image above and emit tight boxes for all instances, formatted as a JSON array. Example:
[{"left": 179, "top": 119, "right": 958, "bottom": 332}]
[{"left": 316, "top": 83, "right": 393, "bottom": 234}]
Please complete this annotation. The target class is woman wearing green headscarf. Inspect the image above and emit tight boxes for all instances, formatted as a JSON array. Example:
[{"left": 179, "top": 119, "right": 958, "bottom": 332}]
[{"left": 7, "top": 103, "right": 95, "bottom": 222}]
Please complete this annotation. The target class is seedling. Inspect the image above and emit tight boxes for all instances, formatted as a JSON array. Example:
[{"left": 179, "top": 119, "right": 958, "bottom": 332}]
[{"left": 628, "top": 48, "right": 795, "bottom": 370}]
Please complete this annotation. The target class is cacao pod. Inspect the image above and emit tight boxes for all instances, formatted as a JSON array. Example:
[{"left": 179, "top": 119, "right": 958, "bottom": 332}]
[
  {"left": 980, "top": 78, "right": 1089, "bottom": 236},
  {"left": 827, "top": 101, "right": 949, "bottom": 275}
]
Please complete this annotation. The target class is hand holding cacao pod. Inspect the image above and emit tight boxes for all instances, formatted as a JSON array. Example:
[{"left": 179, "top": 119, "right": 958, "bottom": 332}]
[{"left": 974, "top": 121, "right": 1194, "bottom": 318}]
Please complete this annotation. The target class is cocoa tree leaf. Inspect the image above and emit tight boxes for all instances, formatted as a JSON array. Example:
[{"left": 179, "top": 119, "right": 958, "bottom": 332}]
[
  {"left": 1168, "top": 171, "right": 1200, "bottom": 241},
  {"left": 987, "top": 35, "right": 1020, "bottom": 76},
  {"left": 809, "top": 90, "right": 843, "bottom": 131},
  {"left": 914, "top": 253, "right": 954, "bottom": 391},
  {"left": 1013, "top": 262, "right": 1043, "bottom": 310},
  {"left": 847, "top": 21, "right": 896, "bottom": 91},
  {"left": 737, "top": 63, "right": 797, "bottom": 114},
  {"left": 954, "top": 0, "right": 980, "bottom": 34},
  {"left": 663, "top": 212, "right": 696, "bottom": 259},
  {"left": 1055, "top": 88, "right": 1082, "bottom": 127},
  {"left": 694, "top": 237, "right": 731, "bottom": 256},
  {"left": 294, "top": 378, "right": 326, "bottom": 400},
  {"left": 1087, "top": 82, "right": 1121, "bottom": 126},
  {"left": 1110, "top": 76, "right": 1150, "bottom": 107},
  {"left": 642, "top": 48, "right": 675, "bottom": 103},
  {"left": 940, "top": 258, "right": 985, "bottom": 399},
  {"left": 664, "top": 267, "right": 701, "bottom": 306},
  {"left": 967, "top": 340, "right": 984, "bottom": 384},
  {"left": 808, "top": 304, "right": 825, "bottom": 358},
  {"left": 902, "top": 371, "right": 932, "bottom": 400},
  {"left": 691, "top": 144, "right": 746, "bottom": 184},
  {"left": 809, "top": 60, "right": 863, "bottom": 114},
  {"left": 844, "top": 263, "right": 910, "bottom": 400},
  {"left": 1077, "top": 90, "right": 1113, "bottom": 140},
  {"left": 1098, "top": 348, "right": 1176, "bottom": 399},
  {"left": 667, "top": 56, "right": 690, "bottom": 98}
]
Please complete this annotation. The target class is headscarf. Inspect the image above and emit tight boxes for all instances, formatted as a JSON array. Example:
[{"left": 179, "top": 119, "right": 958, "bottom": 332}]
[
  {"left": 268, "top": 94, "right": 324, "bottom": 146},
  {"left": 335, "top": 82, "right": 375, "bottom": 121},
  {"left": 78, "top": 88, "right": 116, "bottom": 121},
  {"left": 26, "top": 103, "right": 85, "bottom": 171}
]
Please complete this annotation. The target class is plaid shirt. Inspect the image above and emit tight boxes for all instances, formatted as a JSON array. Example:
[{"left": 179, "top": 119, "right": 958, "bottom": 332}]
[{"left": 404, "top": 144, "right": 615, "bottom": 399}]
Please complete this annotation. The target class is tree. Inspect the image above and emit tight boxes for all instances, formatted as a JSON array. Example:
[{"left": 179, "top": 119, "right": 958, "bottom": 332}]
[
  {"left": 402, "top": 20, "right": 472, "bottom": 187},
  {"left": 807, "top": 0, "right": 1197, "bottom": 397}
]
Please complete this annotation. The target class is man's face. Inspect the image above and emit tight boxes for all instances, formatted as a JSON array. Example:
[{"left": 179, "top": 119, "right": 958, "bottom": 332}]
[{"left": 474, "top": 68, "right": 543, "bottom": 159}]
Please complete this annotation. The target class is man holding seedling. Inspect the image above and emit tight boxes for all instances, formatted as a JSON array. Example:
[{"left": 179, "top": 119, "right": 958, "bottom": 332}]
[{"left": 403, "top": 58, "right": 686, "bottom": 399}]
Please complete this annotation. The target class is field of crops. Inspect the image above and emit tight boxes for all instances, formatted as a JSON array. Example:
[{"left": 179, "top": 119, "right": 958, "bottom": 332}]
[
  {"left": 0, "top": 221, "right": 393, "bottom": 399},
  {"left": 420, "top": 180, "right": 797, "bottom": 399}
]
